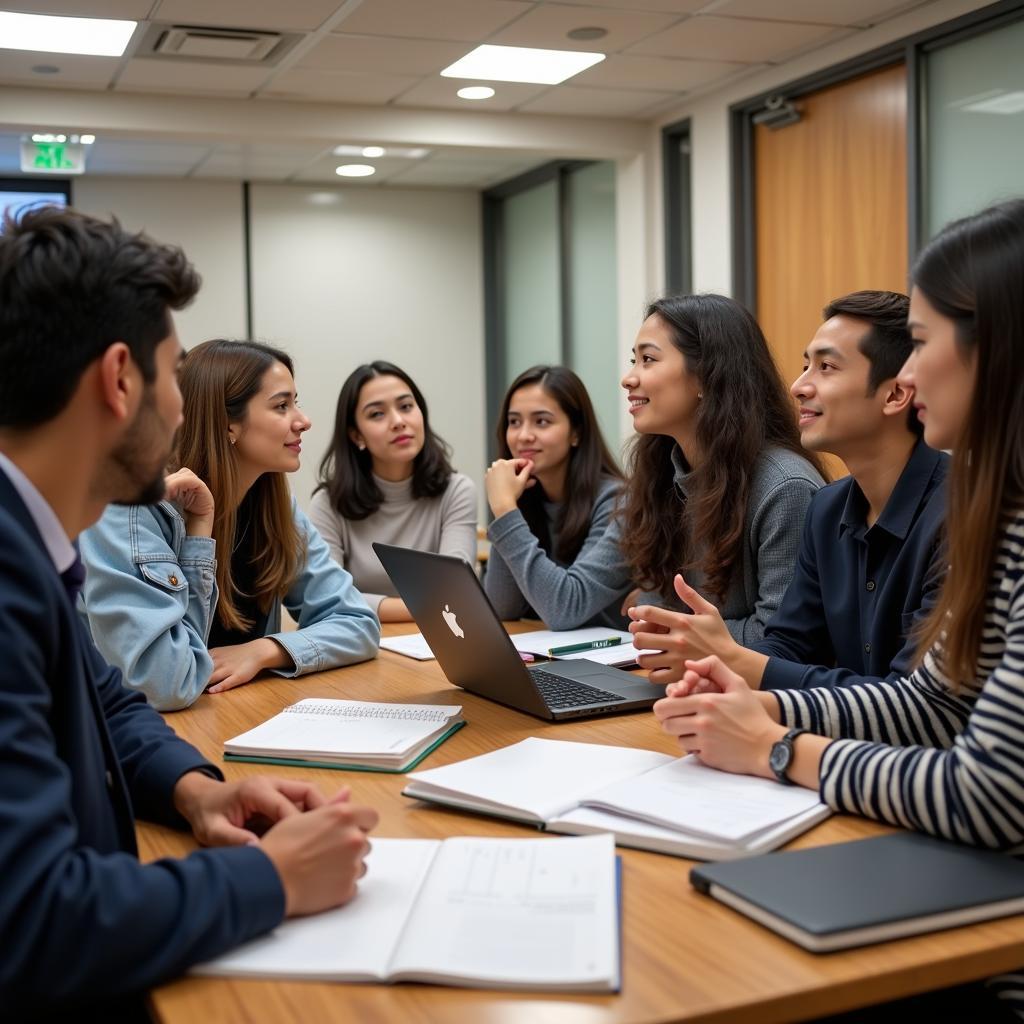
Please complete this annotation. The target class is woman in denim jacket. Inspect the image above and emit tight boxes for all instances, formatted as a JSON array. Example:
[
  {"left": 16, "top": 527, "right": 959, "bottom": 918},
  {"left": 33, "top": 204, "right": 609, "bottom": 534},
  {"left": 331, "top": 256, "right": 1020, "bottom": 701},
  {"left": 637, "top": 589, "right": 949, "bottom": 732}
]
[{"left": 80, "top": 339, "right": 380, "bottom": 710}]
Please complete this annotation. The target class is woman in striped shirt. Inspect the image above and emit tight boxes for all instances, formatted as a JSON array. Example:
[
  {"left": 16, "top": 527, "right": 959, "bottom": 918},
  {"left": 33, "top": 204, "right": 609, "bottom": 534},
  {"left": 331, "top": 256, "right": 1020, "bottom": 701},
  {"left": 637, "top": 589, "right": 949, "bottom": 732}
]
[{"left": 653, "top": 198, "right": 1024, "bottom": 1019}]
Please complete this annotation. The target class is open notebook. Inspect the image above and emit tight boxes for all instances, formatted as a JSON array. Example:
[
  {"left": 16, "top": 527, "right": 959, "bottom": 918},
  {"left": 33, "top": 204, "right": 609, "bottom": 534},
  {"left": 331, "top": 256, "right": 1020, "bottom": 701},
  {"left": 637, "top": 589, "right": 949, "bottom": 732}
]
[
  {"left": 382, "top": 628, "right": 656, "bottom": 667},
  {"left": 193, "top": 834, "right": 620, "bottom": 992},
  {"left": 403, "top": 737, "right": 830, "bottom": 861},
  {"left": 223, "top": 699, "right": 464, "bottom": 773}
]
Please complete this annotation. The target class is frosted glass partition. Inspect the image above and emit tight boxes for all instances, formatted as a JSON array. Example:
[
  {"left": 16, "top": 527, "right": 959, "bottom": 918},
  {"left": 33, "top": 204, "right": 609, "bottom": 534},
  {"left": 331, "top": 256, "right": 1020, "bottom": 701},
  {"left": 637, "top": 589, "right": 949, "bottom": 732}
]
[
  {"left": 502, "top": 179, "right": 561, "bottom": 387},
  {"left": 926, "top": 17, "right": 1024, "bottom": 235},
  {"left": 566, "top": 161, "right": 620, "bottom": 451}
]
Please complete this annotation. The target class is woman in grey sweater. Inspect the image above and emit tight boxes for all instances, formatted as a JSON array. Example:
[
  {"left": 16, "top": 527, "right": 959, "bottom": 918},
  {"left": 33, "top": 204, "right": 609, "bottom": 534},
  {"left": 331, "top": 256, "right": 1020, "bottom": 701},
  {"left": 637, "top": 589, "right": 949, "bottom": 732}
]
[
  {"left": 310, "top": 361, "right": 477, "bottom": 621},
  {"left": 620, "top": 294, "right": 826, "bottom": 649},
  {"left": 484, "top": 365, "right": 632, "bottom": 630}
]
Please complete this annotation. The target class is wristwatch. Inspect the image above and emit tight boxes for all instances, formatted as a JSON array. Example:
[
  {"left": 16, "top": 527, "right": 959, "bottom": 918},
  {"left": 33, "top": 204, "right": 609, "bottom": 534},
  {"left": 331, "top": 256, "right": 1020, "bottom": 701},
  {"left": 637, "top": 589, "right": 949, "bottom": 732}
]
[{"left": 769, "top": 727, "right": 807, "bottom": 785}]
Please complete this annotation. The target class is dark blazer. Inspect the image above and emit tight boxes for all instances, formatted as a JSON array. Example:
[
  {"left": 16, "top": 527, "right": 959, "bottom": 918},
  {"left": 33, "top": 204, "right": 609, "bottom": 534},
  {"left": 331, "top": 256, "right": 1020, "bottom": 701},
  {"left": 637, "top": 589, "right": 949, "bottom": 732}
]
[{"left": 0, "top": 468, "right": 284, "bottom": 1016}]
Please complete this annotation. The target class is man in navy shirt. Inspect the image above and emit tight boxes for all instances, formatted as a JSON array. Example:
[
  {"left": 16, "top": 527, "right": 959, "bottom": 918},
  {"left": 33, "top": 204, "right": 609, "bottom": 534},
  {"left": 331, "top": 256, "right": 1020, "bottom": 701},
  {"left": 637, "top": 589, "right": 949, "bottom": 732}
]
[
  {"left": 0, "top": 207, "right": 378, "bottom": 1019},
  {"left": 629, "top": 290, "right": 948, "bottom": 692}
]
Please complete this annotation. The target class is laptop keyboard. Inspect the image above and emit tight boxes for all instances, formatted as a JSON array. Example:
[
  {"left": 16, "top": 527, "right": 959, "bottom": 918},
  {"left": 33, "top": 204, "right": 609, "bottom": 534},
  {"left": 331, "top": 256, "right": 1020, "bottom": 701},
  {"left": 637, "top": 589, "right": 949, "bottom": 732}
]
[{"left": 529, "top": 669, "right": 624, "bottom": 710}]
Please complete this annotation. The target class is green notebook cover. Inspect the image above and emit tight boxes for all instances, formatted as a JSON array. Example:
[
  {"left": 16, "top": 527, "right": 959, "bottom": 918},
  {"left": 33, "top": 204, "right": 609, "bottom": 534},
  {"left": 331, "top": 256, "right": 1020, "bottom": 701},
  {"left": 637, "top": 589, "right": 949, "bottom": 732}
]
[{"left": 223, "top": 720, "right": 464, "bottom": 774}]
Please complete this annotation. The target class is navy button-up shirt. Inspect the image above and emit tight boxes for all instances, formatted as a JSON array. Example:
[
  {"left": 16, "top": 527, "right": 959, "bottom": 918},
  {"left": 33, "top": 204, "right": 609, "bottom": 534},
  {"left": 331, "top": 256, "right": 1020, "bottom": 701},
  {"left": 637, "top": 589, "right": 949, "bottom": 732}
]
[{"left": 752, "top": 439, "right": 949, "bottom": 690}]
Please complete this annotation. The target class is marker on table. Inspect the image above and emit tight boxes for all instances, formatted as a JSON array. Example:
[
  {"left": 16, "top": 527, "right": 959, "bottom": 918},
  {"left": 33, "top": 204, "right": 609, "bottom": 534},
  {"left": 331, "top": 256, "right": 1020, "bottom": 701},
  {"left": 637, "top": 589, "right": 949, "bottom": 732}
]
[{"left": 547, "top": 636, "right": 623, "bottom": 657}]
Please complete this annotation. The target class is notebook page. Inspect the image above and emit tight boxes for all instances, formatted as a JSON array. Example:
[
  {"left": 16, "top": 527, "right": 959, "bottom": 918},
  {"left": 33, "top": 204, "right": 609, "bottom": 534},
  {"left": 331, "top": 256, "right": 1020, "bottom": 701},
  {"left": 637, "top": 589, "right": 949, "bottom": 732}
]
[
  {"left": 224, "top": 700, "right": 461, "bottom": 757},
  {"left": 381, "top": 634, "right": 435, "bottom": 660},
  {"left": 405, "top": 737, "right": 673, "bottom": 822},
  {"left": 550, "top": 803, "right": 831, "bottom": 860},
  {"left": 192, "top": 839, "right": 439, "bottom": 981},
  {"left": 389, "top": 834, "right": 618, "bottom": 989},
  {"left": 583, "top": 756, "right": 825, "bottom": 844},
  {"left": 509, "top": 629, "right": 657, "bottom": 665}
]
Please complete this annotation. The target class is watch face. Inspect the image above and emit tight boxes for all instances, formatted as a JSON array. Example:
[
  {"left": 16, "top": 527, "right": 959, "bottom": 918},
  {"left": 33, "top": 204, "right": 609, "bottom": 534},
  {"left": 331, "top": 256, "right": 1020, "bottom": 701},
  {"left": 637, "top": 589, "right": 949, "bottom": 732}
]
[{"left": 769, "top": 740, "right": 790, "bottom": 775}]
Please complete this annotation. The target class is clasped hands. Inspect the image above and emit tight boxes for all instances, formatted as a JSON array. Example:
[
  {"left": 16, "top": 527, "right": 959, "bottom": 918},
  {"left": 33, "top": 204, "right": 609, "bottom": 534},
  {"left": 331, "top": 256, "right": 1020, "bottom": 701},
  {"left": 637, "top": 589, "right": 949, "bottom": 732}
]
[{"left": 173, "top": 771, "right": 378, "bottom": 916}]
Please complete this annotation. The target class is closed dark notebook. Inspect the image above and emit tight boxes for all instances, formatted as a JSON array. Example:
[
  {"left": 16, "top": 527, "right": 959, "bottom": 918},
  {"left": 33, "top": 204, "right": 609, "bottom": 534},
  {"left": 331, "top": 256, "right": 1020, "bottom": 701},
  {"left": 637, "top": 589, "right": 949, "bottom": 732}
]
[{"left": 690, "top": 831, "right": 1024, "bottom": 952}]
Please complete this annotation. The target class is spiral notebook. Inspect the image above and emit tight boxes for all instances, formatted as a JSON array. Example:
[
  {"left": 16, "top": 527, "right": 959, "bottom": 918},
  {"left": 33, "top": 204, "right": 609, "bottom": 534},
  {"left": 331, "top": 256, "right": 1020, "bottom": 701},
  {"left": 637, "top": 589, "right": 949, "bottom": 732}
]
[{"left": 224, "top": 699, "right": 464, "bottom": 773}]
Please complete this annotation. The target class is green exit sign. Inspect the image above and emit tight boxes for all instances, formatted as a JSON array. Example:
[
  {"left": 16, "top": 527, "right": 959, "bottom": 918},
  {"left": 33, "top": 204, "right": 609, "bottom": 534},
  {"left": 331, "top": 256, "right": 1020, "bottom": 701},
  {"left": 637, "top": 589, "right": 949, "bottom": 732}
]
[{"left": 20, "top": 139, "right": 86, "bottom": 175}]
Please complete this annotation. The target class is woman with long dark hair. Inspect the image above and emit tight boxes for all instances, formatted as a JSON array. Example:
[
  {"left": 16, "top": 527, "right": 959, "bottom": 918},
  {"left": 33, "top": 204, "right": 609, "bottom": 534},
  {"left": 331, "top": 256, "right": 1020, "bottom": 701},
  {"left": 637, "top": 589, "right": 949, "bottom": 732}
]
[
  {"left": 619, "top": 293, "right": 825, "bottom": 641},
  {"left": 80, "top": 339, "right": 380, "bottom": 710},
  {"left": 483, "top": 364, "right": 631, "bottom": 630},
  {"left": 655, "top": 200, "right": 1024, "bottom": 1019},
  {"left": 310, "top": 361, "right": 477, "bottom": 622}
]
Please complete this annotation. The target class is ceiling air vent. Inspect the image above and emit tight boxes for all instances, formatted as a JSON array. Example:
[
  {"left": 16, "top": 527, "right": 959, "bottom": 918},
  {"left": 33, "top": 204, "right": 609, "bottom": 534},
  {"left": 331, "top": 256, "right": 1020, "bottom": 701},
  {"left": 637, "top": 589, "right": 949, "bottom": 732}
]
[{"left": 135, "top": 23, "right": 302, "bottom": 66}]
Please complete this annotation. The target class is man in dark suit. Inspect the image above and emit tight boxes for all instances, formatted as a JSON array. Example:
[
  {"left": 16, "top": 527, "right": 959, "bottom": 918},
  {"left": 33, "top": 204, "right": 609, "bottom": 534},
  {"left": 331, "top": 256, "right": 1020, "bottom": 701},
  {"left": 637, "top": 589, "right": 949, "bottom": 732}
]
[{"left": 0, "top": 207, "right": 378, "bottom": 1020}]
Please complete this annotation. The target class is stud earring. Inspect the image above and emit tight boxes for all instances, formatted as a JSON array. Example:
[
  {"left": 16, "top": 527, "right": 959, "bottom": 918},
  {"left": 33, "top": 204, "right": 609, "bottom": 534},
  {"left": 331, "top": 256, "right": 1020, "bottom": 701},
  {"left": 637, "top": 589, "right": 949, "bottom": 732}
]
[
  {"left": 229, "top": 436, "right": 236, "bottom": 445},
  {"left": 697, "top": 391, "right": 703, "bottom": 400},
  {"left": 358, "top": 443, "right": 366, "bottom": 451}
]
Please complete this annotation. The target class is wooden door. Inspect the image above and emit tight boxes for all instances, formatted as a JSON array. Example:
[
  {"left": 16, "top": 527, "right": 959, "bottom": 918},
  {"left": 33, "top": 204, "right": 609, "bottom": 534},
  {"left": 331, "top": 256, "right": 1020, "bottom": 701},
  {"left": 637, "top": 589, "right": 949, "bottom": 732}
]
[{"left": 754, "top": 62, "right": 907, "bottom": 477}]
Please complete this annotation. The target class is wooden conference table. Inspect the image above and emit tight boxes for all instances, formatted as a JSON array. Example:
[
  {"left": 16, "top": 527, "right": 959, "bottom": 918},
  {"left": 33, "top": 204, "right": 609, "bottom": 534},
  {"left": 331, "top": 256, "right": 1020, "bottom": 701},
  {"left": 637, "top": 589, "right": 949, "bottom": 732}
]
[{"left": 139, "top": 624, "right": 1024, "bottom": 1024}]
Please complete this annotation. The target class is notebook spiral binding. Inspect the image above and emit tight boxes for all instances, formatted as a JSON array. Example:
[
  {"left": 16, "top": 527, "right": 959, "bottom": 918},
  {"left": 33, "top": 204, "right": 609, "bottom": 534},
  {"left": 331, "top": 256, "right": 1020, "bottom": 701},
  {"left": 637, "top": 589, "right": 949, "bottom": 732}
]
[{"left": 283, "top": 702, "right": 451, "bottom": 722}]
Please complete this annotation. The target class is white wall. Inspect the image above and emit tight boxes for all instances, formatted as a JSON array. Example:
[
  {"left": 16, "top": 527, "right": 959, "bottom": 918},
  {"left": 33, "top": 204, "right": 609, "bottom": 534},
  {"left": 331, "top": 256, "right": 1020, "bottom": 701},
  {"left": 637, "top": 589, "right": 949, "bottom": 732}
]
[
  {"left": 645, "top": 0, "right": 997, "bottom": 298},
  {"left": 71, "top": 178, "right": 247, "bottom": 345},
  {"left": 248, "top": 183, "right": 486, "bottom": 517}
]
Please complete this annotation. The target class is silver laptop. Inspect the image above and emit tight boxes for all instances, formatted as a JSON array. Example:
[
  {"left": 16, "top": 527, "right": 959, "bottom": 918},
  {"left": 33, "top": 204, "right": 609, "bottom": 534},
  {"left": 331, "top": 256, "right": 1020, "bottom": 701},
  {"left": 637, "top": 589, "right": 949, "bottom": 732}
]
[{"left": 373, "top": 543, "right": 658, "bottom": 721}]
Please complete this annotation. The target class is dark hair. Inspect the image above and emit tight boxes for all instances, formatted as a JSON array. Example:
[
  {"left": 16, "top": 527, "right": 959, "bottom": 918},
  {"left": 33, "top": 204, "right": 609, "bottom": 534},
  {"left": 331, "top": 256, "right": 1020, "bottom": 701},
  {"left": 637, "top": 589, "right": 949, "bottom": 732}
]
[
  {"left": 496, "top": 365, "right": 622, "bottom": 563},
  {"left": 822, "top": 290, "right": 921, "bottom": 436},
  {"left": 912, "top": 198, "right": 1024, "bottom": 687},
  {"left": 176, "top": 339, "right": 303, "bottom": 632},
  {"left": 316, "top": 361, "right": 454, "bottom": 520},
  {"left": 620, "top": 293, "right": 825, "bottom": 602},
  {"left": 0, "top": 205, "right": 199, "bottom": 429}
]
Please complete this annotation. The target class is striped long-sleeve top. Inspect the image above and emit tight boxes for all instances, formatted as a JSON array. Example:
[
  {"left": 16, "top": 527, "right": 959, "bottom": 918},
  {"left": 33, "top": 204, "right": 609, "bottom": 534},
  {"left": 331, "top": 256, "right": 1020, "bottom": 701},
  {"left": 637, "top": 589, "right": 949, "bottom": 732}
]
[{"left": 773, "top": 510, "right": 1024, "bottom": 1017}]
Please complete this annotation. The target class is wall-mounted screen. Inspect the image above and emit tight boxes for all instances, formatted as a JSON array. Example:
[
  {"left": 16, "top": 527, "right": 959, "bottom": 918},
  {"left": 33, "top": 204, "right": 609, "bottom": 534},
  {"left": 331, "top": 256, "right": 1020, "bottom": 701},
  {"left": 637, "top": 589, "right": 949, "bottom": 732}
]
[{"left": 0, "top": 178, "right": 70, "bottom": 230}]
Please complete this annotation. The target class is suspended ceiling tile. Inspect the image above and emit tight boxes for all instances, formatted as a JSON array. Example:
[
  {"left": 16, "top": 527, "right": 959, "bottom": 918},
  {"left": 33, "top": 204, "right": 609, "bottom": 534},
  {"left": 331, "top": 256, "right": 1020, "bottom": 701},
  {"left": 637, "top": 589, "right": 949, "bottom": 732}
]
[
  {"left": 291, "top": 153, "right": 409, "bottom": 184},
  {"left": 387, "top": 156, "right": 536, "bottom": 187},
  {"left": 84, "top": 138, "right": 213, "bottom": 175},
  {"left": 0, "top": 50, "right": 120, "bottom": 87},
  {"left": 551, "top": 0, "right": 705, "bottom": 11},
  {"left": 0, "top": 1, "right": 150, "bottom": 15},
  {"left": 260, "top": 67, "right": 418, "bottom": 103},
  {"left": 392, "top": 77, "right": 549, "bottom": 112},
  {"left": 573, "top": 52, "right": 748, "bottom": 91},
  {"left": 518, "top": 83, "right": 676, "bottom": 117},
  {"left": 153, "top": 0, "right": 343, "bottom": 33},
  {"left": 190, "top": 152, "right": 302, "bottom": 180},
  {"left": 332, "top": 0, "right": 531, "bottom": 42},
  {"left": 709, "top": 0, "right": 925, "bottom": 28},
  {"left": 297, "top": 33, "right": 468, "bottom": 75},
  {"left": 626, "top": 14, "right": 847, "bottom": 63},
  {"left": 115, "top": 59, "right": 270, "bottom": 94},
  {"left": 486, "top": 3, "right": 680, "bottom": 52}
]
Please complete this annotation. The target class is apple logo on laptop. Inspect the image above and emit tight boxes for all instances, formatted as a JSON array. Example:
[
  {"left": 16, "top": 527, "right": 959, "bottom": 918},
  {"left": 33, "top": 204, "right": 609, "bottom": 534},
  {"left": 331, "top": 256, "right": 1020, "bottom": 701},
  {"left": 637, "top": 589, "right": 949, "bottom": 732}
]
[{"left": 442, "top": 604, "right": 465, "bottom": 639}]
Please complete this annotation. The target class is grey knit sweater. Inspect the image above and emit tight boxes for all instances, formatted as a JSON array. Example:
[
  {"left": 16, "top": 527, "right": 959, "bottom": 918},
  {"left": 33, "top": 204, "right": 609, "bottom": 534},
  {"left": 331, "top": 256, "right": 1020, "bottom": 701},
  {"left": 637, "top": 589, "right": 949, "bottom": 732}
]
[
  {"left": 484, "top": 476, "right": 632, "bottom": 630},
  {"left": 635, "top": 445, "right": 824, "bottom": 644}
]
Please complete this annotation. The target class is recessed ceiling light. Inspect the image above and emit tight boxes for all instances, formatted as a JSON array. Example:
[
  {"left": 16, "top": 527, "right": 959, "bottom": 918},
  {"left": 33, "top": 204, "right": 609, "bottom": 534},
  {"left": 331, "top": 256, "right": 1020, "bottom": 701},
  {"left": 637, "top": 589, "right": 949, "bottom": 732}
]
[
  {"left": 0, "top": 11, "right": 136, "bottom": 57},
  {"left": 441, "top": 44, "right": 605, "bottom": 86},
  {"left": 457, "top": 86, "right": 495, "bottom": 100},
  {"left": 333, "top": 144, "right": 429, "bottom": 159},
  {"left": 79, "top": 134, "right": 96, "bottom": 145},
  {"left": 336, "top": 164, "right": 375, "bottom": 178},
  {"left": 567, "top": 27, "right": 608, "bottom": 41}
]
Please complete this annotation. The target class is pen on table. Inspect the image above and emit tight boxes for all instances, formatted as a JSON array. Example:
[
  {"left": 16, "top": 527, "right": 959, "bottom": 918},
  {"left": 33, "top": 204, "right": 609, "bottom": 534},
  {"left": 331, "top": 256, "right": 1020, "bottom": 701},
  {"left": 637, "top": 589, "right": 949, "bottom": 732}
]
[{"left": 547, "top": 637, "right": 623, "bottom": 657}]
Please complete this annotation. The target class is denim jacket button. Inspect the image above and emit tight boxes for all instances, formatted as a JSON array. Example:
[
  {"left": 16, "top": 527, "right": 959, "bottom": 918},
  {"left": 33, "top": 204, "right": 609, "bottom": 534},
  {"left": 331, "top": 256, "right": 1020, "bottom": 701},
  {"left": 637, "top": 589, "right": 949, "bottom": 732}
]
[{"left": 168, "top": 574, "right": 179, "bottom": 586}]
